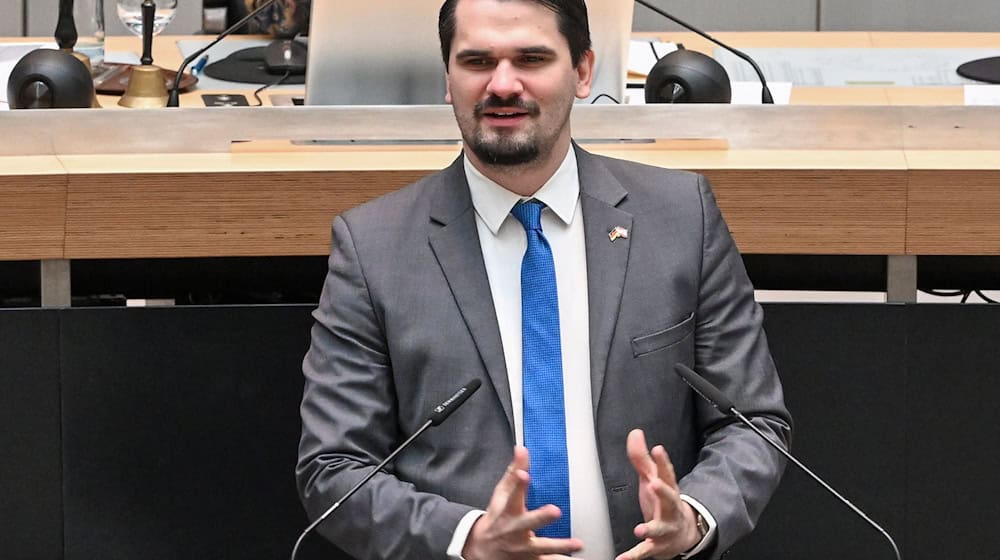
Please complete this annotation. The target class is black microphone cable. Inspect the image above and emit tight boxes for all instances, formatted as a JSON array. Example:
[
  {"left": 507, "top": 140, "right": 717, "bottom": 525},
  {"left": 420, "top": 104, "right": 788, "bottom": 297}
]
[{"left": 252, "top": 70, "right": 292, "bottom": 106}]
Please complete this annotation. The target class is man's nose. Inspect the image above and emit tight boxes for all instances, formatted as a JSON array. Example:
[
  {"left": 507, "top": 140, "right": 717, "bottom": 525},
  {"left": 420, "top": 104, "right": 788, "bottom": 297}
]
[{"left": 486, "top": 60, "right": 525, "bottom": 99}]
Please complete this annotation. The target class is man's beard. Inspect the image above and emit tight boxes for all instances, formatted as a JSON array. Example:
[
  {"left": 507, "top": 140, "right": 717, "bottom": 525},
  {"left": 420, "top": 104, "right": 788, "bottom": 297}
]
[
  {"left": 468, "top": 131, "right": 540, "bottom": 166},
  {"left": 465, "top": 95, "right": 543, "bottom": 167}
]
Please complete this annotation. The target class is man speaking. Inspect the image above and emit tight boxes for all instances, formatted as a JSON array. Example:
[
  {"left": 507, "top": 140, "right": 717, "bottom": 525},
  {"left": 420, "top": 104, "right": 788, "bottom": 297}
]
[{"left": 296, "top": 1, "right": 792, "bottom": 558}]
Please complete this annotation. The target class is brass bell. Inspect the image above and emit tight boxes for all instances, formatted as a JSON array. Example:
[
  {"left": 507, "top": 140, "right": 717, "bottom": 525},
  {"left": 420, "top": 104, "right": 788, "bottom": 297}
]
[
  {"left": 67, "top": 50, "right": 102, "bottom": 108},
  {"left": 118, "top": 0, "right": 168, "bottom": 108},
  {"left": 118, "top": 64, "right": 168, "bottom": 108}
]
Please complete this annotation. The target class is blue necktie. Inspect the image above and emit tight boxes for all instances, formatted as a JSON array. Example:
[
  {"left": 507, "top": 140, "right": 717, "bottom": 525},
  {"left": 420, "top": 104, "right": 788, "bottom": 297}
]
[{"left": 511, "top": 200, "right": 570, "bottom": 538}]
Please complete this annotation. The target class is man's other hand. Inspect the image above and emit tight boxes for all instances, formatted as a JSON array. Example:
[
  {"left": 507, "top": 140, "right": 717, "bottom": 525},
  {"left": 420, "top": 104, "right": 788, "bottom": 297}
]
[
  {"left": 462, "top": 446, "right": 584, "bottom": 560},
  {"left": 616, "top": 429, "right": 701, "bottom": 560}
]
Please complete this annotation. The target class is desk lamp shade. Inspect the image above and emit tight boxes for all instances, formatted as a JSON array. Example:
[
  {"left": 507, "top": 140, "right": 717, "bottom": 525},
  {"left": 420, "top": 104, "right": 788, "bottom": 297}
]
[
  {"left": 6, "top": 49, "right": 93, "bottom": 109},
  {"left": 645, "top": 48, "right": 732, "bottom": 103},
  {"left": 957, "top": 56, "right": 1000, "bottom": 84}
]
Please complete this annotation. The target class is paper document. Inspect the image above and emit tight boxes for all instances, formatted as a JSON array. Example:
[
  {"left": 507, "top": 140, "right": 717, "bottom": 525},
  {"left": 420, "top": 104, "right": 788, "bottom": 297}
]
[
  {"left": 626, "top": 81, "right": 792, "bottom": 105},
  {"left": 964, "top": 85, "right": 1000, "bottom": 106},
  {"left": 713, "top": 47, "right": 999, "bottom": 86},
  {"left": 731, "top": 81, "right": 792, "bottom": 105}
]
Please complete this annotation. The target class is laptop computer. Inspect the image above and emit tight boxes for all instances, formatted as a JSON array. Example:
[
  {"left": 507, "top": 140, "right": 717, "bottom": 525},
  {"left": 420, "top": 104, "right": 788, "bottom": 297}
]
[{"left": 302, "top": 0, "right": 632, "bottom": 106}]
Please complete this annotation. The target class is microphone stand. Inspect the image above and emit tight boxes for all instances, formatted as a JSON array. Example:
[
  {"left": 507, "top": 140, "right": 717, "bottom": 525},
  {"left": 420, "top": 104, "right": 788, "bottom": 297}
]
[
  {"left": 634, "top": 0, "right": 774, "bottom": 103},
  {"left": 289, "top": 379, "right": 482, "bottom": 560},
  {"left": 166, "top": 0, "right": 280, "bottom": 107},
  {"left": 289, "top": 418, "right": 434, "bottom": 560},
  {"left": 674, "top": 364, "right": 901, "bottom": 560},
  {"left": 730, "top": 408, "right": 902, "bottom": 560}
]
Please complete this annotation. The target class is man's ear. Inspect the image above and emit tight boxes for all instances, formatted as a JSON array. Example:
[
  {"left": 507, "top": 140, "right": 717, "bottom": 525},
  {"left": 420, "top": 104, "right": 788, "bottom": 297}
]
[
  {"left": 575, "top": 49, "right": 596, "bottom": 99},
  {"left": 445, "top": 74, "right": 453, "bottom": 104}
]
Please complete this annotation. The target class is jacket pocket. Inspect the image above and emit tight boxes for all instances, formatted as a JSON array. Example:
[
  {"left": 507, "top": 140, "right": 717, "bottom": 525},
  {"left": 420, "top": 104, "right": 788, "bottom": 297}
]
[{"left": 630, "top": 313, "right": 695, "bottom": 357}]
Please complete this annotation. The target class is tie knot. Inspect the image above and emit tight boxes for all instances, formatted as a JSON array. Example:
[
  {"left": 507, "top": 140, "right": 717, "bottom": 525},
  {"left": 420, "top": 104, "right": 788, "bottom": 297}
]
[{"left": 511, "top": 200, "right": 544, "bottom": 231}]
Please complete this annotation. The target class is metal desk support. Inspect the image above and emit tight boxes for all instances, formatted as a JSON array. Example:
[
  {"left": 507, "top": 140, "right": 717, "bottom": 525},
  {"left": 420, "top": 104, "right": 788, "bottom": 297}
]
[
  {"left": 41, "top": 260, "right": 71, "bottom": 308},
  {"left": 887, "top": 255, "right": 917, "bottom": 303}
]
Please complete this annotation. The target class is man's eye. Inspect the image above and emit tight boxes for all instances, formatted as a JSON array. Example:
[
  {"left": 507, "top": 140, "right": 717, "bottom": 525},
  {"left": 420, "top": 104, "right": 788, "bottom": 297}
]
[{"left": 521, "top": 55, "right": 547, "bottom": 65}]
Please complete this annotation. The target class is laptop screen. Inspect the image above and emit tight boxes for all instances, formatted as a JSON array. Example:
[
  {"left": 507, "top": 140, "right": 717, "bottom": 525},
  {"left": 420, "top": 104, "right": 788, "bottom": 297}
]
[{"left": 304, "top": 0, "right": 632, "bottom": 106}]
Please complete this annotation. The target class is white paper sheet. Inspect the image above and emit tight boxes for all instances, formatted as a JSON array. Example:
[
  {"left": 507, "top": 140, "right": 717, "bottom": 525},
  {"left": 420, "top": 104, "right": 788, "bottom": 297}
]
[
  {"left": 964, "top": 84, "right": 1000, "bottom": 106},
  {"left": 713, "top": 47, "right": 999, "bottom": 86}
]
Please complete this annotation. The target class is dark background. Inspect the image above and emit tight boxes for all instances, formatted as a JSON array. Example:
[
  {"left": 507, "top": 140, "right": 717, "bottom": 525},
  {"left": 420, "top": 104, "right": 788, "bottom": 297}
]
[{"left": 2, "top": 303, "right": 998, "bottom": 559}]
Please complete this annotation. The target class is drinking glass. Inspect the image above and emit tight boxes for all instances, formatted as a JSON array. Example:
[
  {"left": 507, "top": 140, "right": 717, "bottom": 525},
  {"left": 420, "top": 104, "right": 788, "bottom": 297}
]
[
  {"left": 74, "top": 0, "right": 106, "bottom": 66},
  {"left": 115, "top": 0, "right": 178, "bottom": 36}
]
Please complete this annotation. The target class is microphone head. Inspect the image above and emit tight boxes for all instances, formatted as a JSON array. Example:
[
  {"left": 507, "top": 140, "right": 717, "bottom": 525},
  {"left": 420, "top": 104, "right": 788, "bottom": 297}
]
[
  {"left": 6, "top": 49, "right": 93, "bottom": 109},
  {"left": 427, "top": 379, "right": 482, "bottom": 426},
  {"left": 645, "top": 49, "right": 732, "bottom": 104},
  {"left": 674, "top": 364, "right": 736, "bottom": 414}
]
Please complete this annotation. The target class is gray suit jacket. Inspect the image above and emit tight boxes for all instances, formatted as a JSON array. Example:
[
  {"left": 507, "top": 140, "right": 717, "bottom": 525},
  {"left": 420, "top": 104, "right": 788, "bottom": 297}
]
[{"left": 297, "top": 145, "right": 792, "bottom": 559}]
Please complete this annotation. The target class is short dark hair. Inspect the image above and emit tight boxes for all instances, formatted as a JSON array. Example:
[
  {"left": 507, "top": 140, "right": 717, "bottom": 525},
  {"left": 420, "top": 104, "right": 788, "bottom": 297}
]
[{"left": 438, "top": 0, "right": 592, "bottom": 70}]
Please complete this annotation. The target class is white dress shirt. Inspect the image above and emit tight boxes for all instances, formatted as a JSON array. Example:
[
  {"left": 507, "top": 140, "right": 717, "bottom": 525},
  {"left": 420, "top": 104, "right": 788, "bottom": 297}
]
[{"left": 446, "top": 148, "right": 716, "bottom": 559}]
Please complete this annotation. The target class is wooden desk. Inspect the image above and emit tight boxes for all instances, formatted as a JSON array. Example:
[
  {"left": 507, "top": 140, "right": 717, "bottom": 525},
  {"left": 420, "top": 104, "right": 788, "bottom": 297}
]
[
  {"left": 3, "top": 33, "right": 1000, "bottom": 305},
  {"left": 2, "top": 104, "right": 997, "bottom": 259}
]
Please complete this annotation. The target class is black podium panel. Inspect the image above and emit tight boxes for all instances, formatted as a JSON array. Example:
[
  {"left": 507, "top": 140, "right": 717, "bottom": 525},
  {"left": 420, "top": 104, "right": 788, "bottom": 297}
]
[
  {"left": 729, "top": 304, "right": 907, "bottom": 559},
  {"left": 4, "top": 302, "right": 1000, "bottom": 560},
  {"left": 906, "top": 306, "right": 1000, "bottom": 560},
  {"left": 59, "top": 306, "right": 344, "bottom": 560},
  {"left": 0, "top": 310, "right": 63, "bottom": 560}
]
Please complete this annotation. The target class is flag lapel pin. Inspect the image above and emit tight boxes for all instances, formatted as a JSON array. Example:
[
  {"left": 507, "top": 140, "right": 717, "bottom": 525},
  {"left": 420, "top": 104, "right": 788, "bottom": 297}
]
[{"left": 608, "top": 225, "right": 629, "bottom": 242}]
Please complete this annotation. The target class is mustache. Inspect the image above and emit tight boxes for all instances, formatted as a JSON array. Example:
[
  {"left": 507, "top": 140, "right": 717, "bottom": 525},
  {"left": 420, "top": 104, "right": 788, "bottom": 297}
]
[{"left": 474, "top": 95, "right": 540, "bottom": 116}]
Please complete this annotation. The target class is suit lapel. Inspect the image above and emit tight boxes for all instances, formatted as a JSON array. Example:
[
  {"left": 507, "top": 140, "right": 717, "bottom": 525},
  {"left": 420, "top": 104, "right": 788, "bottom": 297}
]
[
  {"left": 576, "top": 146, "right": 632, "bottom": 413},
  {"left": 427, "top": 158, "right": 515, "bottom": 433}
]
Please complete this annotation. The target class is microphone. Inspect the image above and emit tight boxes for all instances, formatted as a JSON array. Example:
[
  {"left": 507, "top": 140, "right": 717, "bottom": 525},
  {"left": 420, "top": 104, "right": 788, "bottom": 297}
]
[
  {"left": 289, "top": 378, "right": 483, "bottom": 560},
  {"left": 166, "top": 0, "right": 280, "bottom": 107},
  {"left": 634, "top": 0, "right": 774, "bottom": 104},
  {"left": 673, "top": 364, "right": 902, "bottom": 560}
]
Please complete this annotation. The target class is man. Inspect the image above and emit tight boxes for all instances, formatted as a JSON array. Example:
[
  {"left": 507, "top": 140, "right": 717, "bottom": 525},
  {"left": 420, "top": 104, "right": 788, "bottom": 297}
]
[{"left": 297, "top": 0, "right": 792, "bottom": 558}]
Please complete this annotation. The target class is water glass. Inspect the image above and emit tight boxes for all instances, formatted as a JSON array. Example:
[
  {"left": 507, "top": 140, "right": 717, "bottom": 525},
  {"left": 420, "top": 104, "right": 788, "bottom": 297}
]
[
  {"left": 116, "top": 0, "right": 178, "bottom": 36},
  {"left": 74, "top": 0, "right": 106, "bottom": 67}
]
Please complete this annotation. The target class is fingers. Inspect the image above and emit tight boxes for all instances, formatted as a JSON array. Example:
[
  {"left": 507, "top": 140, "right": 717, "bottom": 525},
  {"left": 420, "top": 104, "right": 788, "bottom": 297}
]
[
  {"left": 634, "top": 478, "right": 681, "bottom": 535},
  {"left": 651, "top": 445, "right": 678, "bottom": 488},
  {"left": 487, "top": 446, "right": 530, "bottom": 516},
  {"left": 506, "top": 504, "right": 563, "bottom": 533},
  {"left": 628, "top": 430, "right": 680, "bottom": 489},
  {"left": 626, "top": 429, "right": 654, "bottom": 478},
  {"left": 530, "top": 535, "right": 584, "bottom": 556},
  {"left": 615, "top": 538, "right": 656, "bottom": 560},
  {"left": 506, "top": 446, "right": 531, "bottom": 515},
  {"left": 512, "top": 444, "right": 530, "bottom": 471},
  {"left": 486, "top": 446, "right": 565, "bottom": 528}
]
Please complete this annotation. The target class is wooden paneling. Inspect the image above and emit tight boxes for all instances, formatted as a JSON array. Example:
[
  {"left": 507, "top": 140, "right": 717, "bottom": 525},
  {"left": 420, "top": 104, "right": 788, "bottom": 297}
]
[
  {"left": 1, "top": 148, "right": 992, "bottom": 260},
  {"left": 704, "top": 168, "right": 908, "bottom": 255},
  {"left": 63, "top": 169, "right": 431, "bottom": 259},
  {"left": 907, "top": 169, "right": 1000, "bottom": 255},
  {"left": 0, "top": 157, "right": 66, "bottom": 261},
  {"left": 55, "top": 163, "right": 913, "bottom": 259}
]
